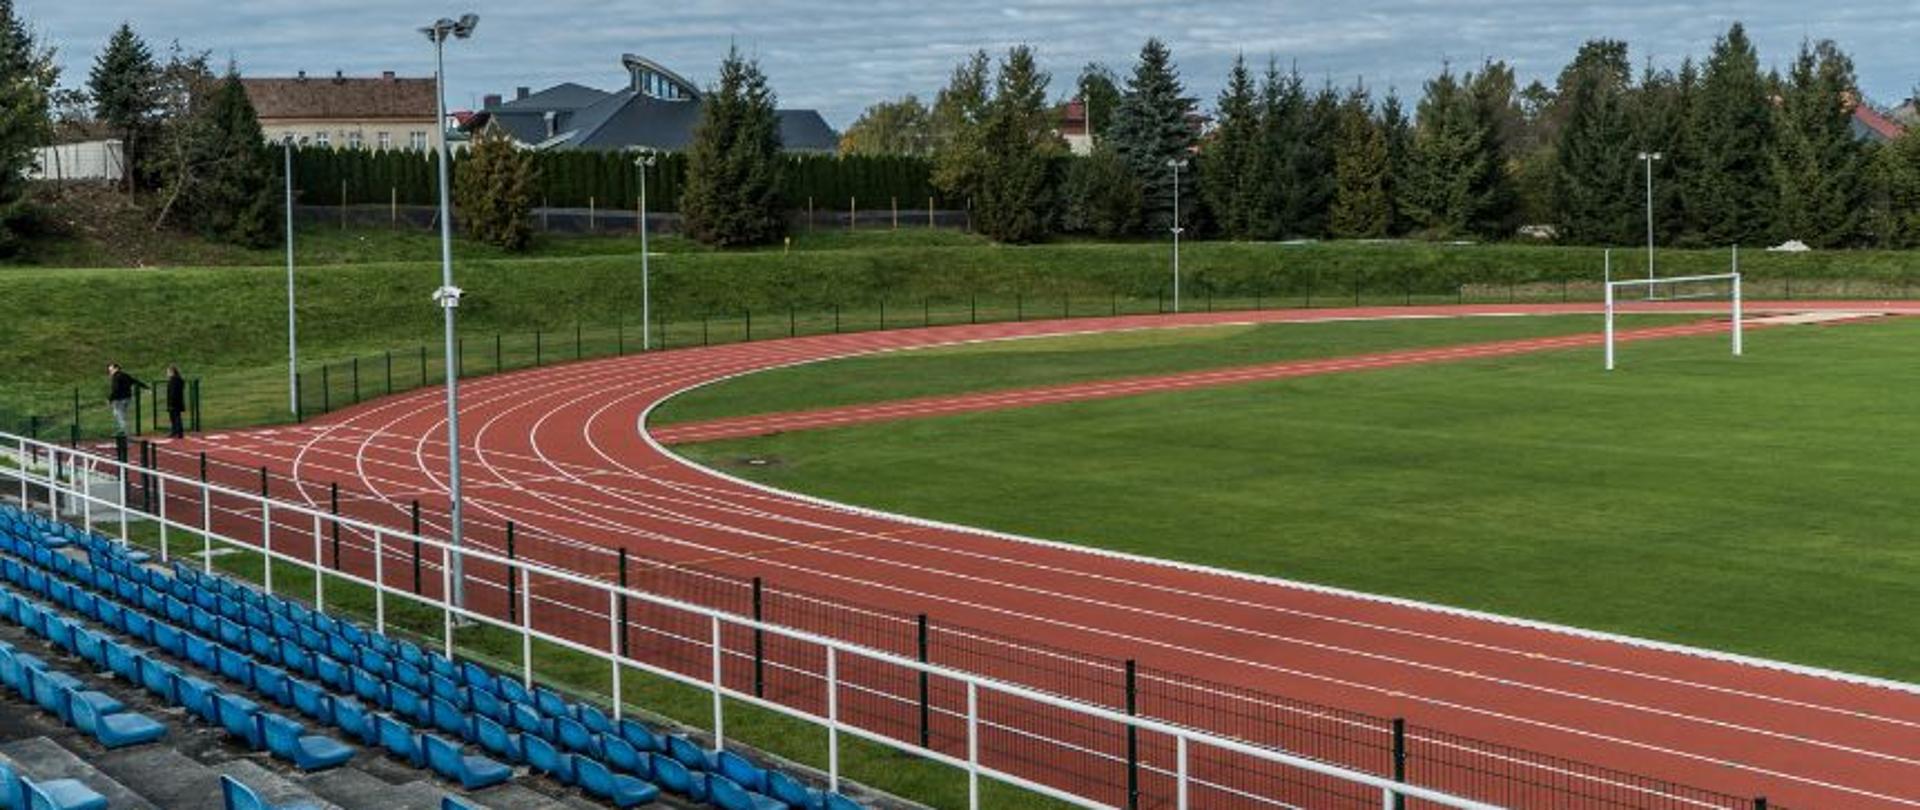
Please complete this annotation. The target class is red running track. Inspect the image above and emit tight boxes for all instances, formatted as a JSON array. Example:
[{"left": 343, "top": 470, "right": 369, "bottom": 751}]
[{"left": 175, "top": 302, "right": 1920, "bottom": 808}]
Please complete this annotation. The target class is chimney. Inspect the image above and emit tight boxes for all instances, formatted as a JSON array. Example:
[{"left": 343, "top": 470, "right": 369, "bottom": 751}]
[
  {"left": 515, "top": 86, "right": 530, "bottom": 101},
  {"left": 482, "top": 93, "right": 501, "bottom": 109},
  {"left": 381, "top": 70, "right": 395, "bottom": 81}
]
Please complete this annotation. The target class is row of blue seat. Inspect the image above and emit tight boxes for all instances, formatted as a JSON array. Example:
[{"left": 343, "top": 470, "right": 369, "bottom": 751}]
[
  {"left": 0, "top": 581, "right": 366, "bottom": 777},
  {"left": 0, "top": 758, "right": 105, "bottom": 810},
  {"left": 0, "top": 588, "right": 170, "bottom": 754},
  {"left": 1, "top": 504, "right": 860, "bottom": 810}
]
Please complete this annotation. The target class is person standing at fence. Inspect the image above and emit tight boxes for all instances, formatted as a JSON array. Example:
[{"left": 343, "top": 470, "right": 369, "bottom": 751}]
[
  {"left": 106, "top": 363, "right": 148, "bottom": 437},
  {"left": 165, "top": 365, "right": 187, "bottom": 439}
]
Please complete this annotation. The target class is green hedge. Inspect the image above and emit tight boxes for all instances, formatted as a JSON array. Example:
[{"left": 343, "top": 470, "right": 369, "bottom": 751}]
[{"left": 291, "top": 147, "right": 936, "bottom": 213}]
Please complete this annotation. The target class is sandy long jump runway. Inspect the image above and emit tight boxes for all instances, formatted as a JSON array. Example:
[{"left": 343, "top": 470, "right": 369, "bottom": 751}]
[{"left": 175, "top": 301, "right": 1920, "bottom": 808}]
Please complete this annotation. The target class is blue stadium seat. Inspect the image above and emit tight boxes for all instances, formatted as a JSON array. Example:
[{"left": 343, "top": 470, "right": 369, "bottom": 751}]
[
  {"left": 421, "top": 733, "right": 511, "bottom": 790},
  {"left": 289, "top": 679, "right": 333, "bottom": 724},
  {"left": 176, "top": 676, "right": 221, "bottom": 723},
  {"left": 259, "top": 713, "right": 354, "bottom": 772},
  {"left": 472, "top": 716, "right": 522, "bottom": 765},
  {"left": 650, "top": 755, "right": 709, "bottom": 804},
  {"left": 767, "top": 771, "right": 827, "bottom": 810},
  {"left": 823, "top": 793, "right": 864, "bottom": 810},
  {"left": 218, "top": 775, "right": 323, "bottom": 810},
  {"left": 331, "top": 698, "right": 378, "bottom": 747},
  {"left": 708, "top": 774, "right": 786, "bottom": 810},
  {"left": 216, "top": 645, "right": 254, "bottom": 684},
  {"left": 139, "top": 658, "right": 180, "bottom": 704},
  {"left": 574, "top": 756, "right": 660, "bottom": 808},
  {"left": 430, "top": 697, "right": 472, "bottom": 741},
  {"left": 0, "top": 759, "right": 105, "bottom": 810},
  {"left": 602, "top": 737, "right": 651, "bottom": 780},
  {"left": 375, "top": 713, "right": 426, "bottom": 769},
  {"left": 252, "top": 665, "right": 292, "bottom": 707},
  {"left": 391, "top": 686, "right": 431, "bottom": 727},
  {"left": 521, "top": 735, "right": 576, "bottom": 787},
  {"left": 68, "top": 688, "right": 166, "bottom": 749},
  {"left": 667, "top": 734, "right": 720, "bottom": 772},
  {"left": 215, "top": 692, "right": 267, "bottom": 750},
  {"left": 718, "top": 750, "right": 769, "bottom": 793},
  {"left": 554, "top": 716, "right": 601, "bottom": 758}
]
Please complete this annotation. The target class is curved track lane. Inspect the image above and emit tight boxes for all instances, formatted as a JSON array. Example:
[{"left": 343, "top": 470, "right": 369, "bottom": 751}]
[{"left": 183, "top": 301, "right": 1920, "bottom": 808}]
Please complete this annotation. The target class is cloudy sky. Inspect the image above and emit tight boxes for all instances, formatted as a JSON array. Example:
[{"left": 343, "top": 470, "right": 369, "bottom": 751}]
[{"left": 19, "top": 0, "right": 1920, "bottom": 128}]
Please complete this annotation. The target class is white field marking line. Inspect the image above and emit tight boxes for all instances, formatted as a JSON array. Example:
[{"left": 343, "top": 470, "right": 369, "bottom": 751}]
[
  {"left": 251, "top": 309, "right": 1920, "bottom": 733},
  {"left": 491, "top": 398, "right": 1920, "bottom": 806},
  {"left": 653, "top": 321, "right": 1738, "bottom": 441},
  {"left": 214, "top": 305, "right": 1920, "bottom": 763}
]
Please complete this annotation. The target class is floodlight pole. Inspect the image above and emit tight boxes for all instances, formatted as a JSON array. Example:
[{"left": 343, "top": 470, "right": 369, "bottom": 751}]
[
  {"left": 284, "top": 137, "right": 298, "bottom": 416},
  {"left": 424, "top": 14, "right": 477, "bottom": 610},
  {"left": 1638, "top": 152, "right": 1662, "bottom": 285},
  {"left": 1168, "top": 158, "right": 1187, "bottom": 313},
  {"left": 637, "top": 151, "right": 656, "bottom": 350},
  {"left": 1732, "top": 246, "right": 1742, "bottom": 357}
]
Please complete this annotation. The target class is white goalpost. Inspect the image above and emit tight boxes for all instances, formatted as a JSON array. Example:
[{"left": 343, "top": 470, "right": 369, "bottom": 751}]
[{"left": 1604, "top": 265, "right": 1742, "bottom": 371}]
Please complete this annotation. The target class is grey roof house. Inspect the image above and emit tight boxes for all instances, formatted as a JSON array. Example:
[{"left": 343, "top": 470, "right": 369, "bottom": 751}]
[{"left": 477, "top": 54, "right": 838, "bottom": 153}]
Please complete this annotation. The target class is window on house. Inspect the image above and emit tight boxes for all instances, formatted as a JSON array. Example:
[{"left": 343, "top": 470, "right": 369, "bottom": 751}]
[
  {"left": 377, "top": 132, "right": 391, "bottom": 150},
  {"left": 410, "top": 131, "right": 428, "bottom": 151},
  {"left": 347, "top": 131, "right": 363, "bottom": 150},
  {"left": 314, "top": 131, "right": 330, "bottom": 148}
]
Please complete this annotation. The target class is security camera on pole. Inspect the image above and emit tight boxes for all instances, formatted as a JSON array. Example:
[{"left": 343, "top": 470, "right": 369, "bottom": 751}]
[
  {"left": 420, "top": 12, "right": 478, "bottom": 610},
  {"left": 1167, "top": 157, "right": 1188, "bottom": 313}
]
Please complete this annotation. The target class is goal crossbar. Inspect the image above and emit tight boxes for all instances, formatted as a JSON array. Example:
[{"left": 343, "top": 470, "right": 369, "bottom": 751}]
[{"left": 1604, "top": 271, "right": 1742, "bottom": 370}]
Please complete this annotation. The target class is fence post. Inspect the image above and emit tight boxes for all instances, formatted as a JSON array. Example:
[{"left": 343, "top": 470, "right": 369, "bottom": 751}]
[
  {"left": 833, "top": 305, "right": 840, "bottom": 333},
  {"left": 970, "top": 295, "right": 977, "bottom": 324},
  {"left": 504, "top": 521, "right": 518, "bottom": 623},
  {"left": 1125, "top": 659, "right": 1139, "bottom": 810},
  {"left": 576, "top": 323, "right": 583, "bottom": 359},
  {"left": 297, "top": 371, "right": 308, "bottom": 423},
  {"left": 617, "top": 549, "right": 629, "bottom": 656},
  {"left": 385, "top": 352, "right": 393, "bottom": 395},
  {"left": 352, "top": 357, "right": 360, "bottom": 404},
  {"left": 191, "top": 379, "right": 201, "bottom": 433},
  {"left": 329, "top": 482, "right": 341, "bottom": 567},
  {"left": 917, "top": 614, "right": 930, "bottom": 748},
  {"left": 411, "top": 500, "right": 422, "bottom": 594},
  {"left": 745, "top": 309, "right": 753, "bottom": 341},
  {"left": 259, "top": 466, "right": 269, "bottom": 497},
  {"left": 702, "top": 315, "right": 709, "bottom": 346},
  {"left": 134, "top": 388, "right": 143, "bottom": 436},
  {"left": 789, "top": 306, "right": 796, "bottom": 337},
  {"left": 752, "top": 577, "right": 765, "bottom": 698},
  {"left": 879, "top": 300, "right": 886, "bottom": 330},
  {"left": 1392, "top": 718, "right": 1407, "bottom": 810},
  {"left": 891, "top": 196, "right": 898, "bottom": 230},
  {"left": 321, "top": 365, "right": 330, "bottom": 414},
  {"left": 1753, "top": 799, "right": 1767, "bottom": 810},
  {"left": 535, "top": 330, "right": 542, "bottom": 366}
]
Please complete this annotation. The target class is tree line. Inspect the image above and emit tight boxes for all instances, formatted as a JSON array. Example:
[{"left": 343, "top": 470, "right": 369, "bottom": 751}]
[{"left": 845, "top": 25, "right": 1920, "bottom": 248}]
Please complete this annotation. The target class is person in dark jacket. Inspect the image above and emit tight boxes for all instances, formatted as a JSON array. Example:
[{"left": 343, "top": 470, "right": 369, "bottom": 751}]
[
  {"left": 165, "top": 365, "right": 187, "bottom": 439},
  {"left": 106, "top": 363, "right": 148, "bottom": 437}
]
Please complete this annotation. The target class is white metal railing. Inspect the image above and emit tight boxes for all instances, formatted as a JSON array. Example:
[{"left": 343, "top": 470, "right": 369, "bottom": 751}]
[{"left": 1, "top": 432, "right": 1499, "bottom": 810}]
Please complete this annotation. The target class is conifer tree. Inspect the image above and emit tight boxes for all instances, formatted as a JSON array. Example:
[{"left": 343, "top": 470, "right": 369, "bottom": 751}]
[
  {"left": 1871, "top": 130, "right": 1920, "bottom": 247},
  {"left": 1201, "top": 55, "right": 1261, "bottom": 239},
  {"left": 1399, "top": 66, "right": 1490, "bottom": 237},
  {"left": 1769, "top": 39, "right": 1867, "bottom": 247},
  {"left": 1379, "top": 90, "right": 1412, "bottom": 234},
  {"left": 0, "top": 0, "right": 56, "bottom": 255},
  {"left": 1328, "top": 86, "right": 1390, "bottom": 238},
  {"left": 971, "top": 46, "right": 1063, "bottom": 243},
  {"left": 159, "top": 69, "right": 278, "bottom": 247},
  {"left": 454, "top": 128, "right": 537, "bottom": 250},
  {"left": 1552, "top": 40, "right": 1637, "bottom": 243},
  {"left": 89, "top": 23, "right": 161, "bottom": 191},
  {"left": 1061, "top": 146, "right": 1141, "bottom": 236},
  {"left": 681, "top": 47, "right": 786, "bottom": 246},
  {"left": 1109, "top": 38, "right": 1195, "bottom": 232},
  {"left": 1680, "top": 22, "right": 1773, "bottom": 245},
  {"left": 1465, "top": 60, "right": 1521, "bottom": 236}
]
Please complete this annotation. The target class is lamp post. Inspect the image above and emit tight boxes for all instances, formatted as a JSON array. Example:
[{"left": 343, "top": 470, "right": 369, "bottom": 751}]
[
  {"left": 1168, "top": 158, "right": 1188, "bottom": 313},
  {"left": 421, "top": 12, "right": 478, "bottom": 610},
  {"left": 1638, "top": 151, "right": 1662, "bottom": 284},
  {"left": 636, "top": 149, "right": 657, "bottom": 350},
  {"left": 282, "top": 135, "right": 305, "bottom": 417}
]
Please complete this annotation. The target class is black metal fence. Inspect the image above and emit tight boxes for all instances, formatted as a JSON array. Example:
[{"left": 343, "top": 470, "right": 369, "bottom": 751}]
[{"left": 84, "top": 435, "right": 1790, "bottom": 810}]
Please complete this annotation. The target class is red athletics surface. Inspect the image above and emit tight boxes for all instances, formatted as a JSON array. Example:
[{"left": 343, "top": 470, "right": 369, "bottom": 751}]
[
  {"left": 168, "top": 301, "right": 1920, "bottom": 808},
  {"left": 651, "top": 317, "right": 1760, "bottom": 444}
]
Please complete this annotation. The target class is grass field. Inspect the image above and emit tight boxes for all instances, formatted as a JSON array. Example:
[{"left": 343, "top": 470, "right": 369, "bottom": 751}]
[{"left": 672, "top": 315, "right": 1920, "bottom": 682}]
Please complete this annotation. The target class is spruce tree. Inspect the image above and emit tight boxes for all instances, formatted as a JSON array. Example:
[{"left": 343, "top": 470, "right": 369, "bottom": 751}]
[
  {"left": 1552, "top": 40, "right": 1637, "bottom": 243},
  {"left": 1630, "top": 62, "right": 1690, "bottom": 244},
  {"left": 89, "top": 23, "right": 161, "bottom": 191},
  {"left": 1283, "top": 82, "right": 1340, "bottom": 237},
  {"left": 1680, "top": 22, "right": 1773, "bottom": 245},
  {"left": 1769, "top": 39, "right": 1867, "bottom": 247},
  {"left": 1399, "top": 66, "right": 1490, "bottom": 238},
  {"left": 681, "top": 47, "right": 786, "bottom": 246},
  {"left": 1062, "top": 147, "right": 1141, "bottom": 236},
  {"left": 454, "top": 129, "right": 537, "bottom": 250},
  {"left": 0, "top": 0, "right": 56, "bottom": 255},
  {"left": 1201, "top": 55, "right": 1260, "bottom": 239},
  {"left": 971, "top": 46, "right": 1062, "bottom": 243},
  {"left": 1465, "top": 61, "right": 1521, "bottom": 236},
  {"left": 153, "top": 69, "right": 277, "bottom": 247},
  {"left": 1328, "top": 86, "right": 1390, "bottom": 238},
  {"left": 1871, "top": 130, "right": 1920, "bottom": 247},
  {"left": 1257, "top": 66, "right": 1310, "bottom": 236},
  {"left": 1109, "top": 38, "right": 1195, "bottom": 233},
  {"left": 1379, "top": 90, "right": 1412, "bottom": 235}
]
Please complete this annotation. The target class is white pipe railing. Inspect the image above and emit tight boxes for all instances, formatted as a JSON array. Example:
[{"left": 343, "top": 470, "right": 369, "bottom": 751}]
[{"left": 0, "top": 432, "right": 1499, "bottom": 810}]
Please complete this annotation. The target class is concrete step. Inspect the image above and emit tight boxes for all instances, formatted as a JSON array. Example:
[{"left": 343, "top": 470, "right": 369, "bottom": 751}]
[{"left": 0, "top": 737, "right": 159, "bottom": 810}]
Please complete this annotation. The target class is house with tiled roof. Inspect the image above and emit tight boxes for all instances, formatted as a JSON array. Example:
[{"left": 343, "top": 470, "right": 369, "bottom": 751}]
[
  {"left": 473, "top": 54, "right": 837, "bottom": 153},
  {"left": 242, "top": 71, "right": 439, "bottom": 152}
]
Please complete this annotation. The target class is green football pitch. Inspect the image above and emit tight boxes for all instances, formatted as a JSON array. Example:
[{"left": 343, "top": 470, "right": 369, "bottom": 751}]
[{"left": 667, "top": 313, "right": 1920, "bottom": 682}]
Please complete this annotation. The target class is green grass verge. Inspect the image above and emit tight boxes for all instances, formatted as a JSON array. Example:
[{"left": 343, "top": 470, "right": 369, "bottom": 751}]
[
  {"left": 84, "top": 518, "right": 1066, "bottom": 810},
  {"left": 3, "top": 225, "right": 1915, "bottom": 437},
  {"left": 654, "top": 313, "right": 1700, "bottom": 425},
  {"left": 673, "top": 317, "right": 1920, "bottom": 683}
]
